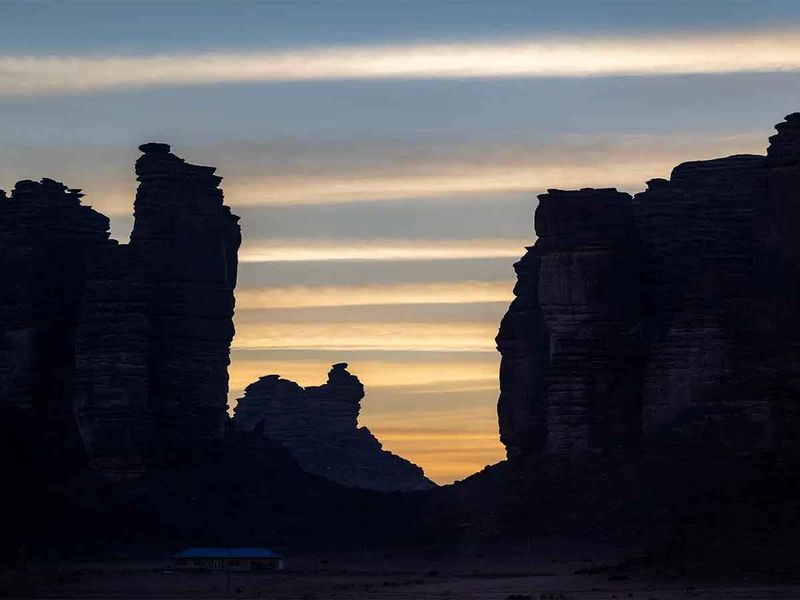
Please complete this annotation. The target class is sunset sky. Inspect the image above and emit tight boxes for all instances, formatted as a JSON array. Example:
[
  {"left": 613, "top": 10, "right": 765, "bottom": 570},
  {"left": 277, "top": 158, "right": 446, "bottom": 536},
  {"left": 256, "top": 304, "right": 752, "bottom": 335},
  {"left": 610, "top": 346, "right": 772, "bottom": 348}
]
[{"left": 2, "top": 0, "right": 799, "bottom": 483}]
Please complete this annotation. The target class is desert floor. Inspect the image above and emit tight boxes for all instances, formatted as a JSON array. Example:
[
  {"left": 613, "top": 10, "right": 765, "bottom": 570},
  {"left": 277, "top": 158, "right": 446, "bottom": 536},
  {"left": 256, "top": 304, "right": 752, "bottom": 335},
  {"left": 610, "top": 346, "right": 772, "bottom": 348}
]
[{"left": 2, "top": 540, "right": 799, "bottom": 599}]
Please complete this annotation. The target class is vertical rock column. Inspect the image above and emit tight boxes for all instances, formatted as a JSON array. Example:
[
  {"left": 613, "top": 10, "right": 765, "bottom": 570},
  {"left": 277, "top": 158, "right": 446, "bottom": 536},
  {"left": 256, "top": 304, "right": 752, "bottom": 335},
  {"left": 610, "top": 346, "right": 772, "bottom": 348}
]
[
  {"left": 496, "top": 247, "right": 549, "bottom": 457},
  {"left": 534, "top": 188, "right": 640, "bottom": 454},
  {"left": 74, "top": 144, "right": 241, "bottom": 476},
  {"left": 130, "top": 143, "right": 241, "bottom": 460}
]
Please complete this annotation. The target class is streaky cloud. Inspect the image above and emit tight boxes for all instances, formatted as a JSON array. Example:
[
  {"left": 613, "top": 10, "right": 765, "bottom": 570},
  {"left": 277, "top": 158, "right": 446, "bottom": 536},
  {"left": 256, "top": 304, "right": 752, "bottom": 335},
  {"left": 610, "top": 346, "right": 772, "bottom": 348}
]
[
  {"left": 6, "top": 132, "right": 763, "bottom": 218},
  {"left": 238, "top": 238, "right": 528, "bottom": 263},
  {"left": 231, "top": 320, "right": 498, "bottom": 352},
  {"left": 224, "top": 158, "right": 665, "bottom": 206},
  {"left": 228, "top": 357, "right": 499, "bottom": 393},
  {"left": 381, "top": 382, "right": 499, "bottom": 395},
  {"left": 233, "top": 301, "right": 510, "bottom": 326},
  {"left": 2, "top": 27, "right": 800, "bottom": 96},
  {"left": 235, "top": 280, "right": 513, "bottom": 309},
  {"left": 219, "top": 131, "right": 763, "bottom": 206}
]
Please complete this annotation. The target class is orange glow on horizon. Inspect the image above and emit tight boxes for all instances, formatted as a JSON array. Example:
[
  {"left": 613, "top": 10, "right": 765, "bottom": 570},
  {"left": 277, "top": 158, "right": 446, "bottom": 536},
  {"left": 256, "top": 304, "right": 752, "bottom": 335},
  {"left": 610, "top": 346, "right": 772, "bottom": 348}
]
[{"left": 227, "top": 358, "right": 504, "bottom": 484}]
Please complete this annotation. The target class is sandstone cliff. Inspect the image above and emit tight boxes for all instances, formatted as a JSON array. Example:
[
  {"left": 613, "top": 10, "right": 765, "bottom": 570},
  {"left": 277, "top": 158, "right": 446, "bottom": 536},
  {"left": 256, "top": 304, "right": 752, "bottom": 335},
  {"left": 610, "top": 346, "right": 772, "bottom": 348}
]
[
  {"left": 497, "top": 114, "right": 800, "bottom": 458},
  {"left": 74, "top": 143, "right": 241, "bottom": 477},
  {"left": 0, "top": 144, "right": 240, "bottom": 480},
  {"left": 233, "top": 363, "right": 436, "bottom": 492},
  {"left": 0, "top": 179, "right": 115, "bottom": 474}
]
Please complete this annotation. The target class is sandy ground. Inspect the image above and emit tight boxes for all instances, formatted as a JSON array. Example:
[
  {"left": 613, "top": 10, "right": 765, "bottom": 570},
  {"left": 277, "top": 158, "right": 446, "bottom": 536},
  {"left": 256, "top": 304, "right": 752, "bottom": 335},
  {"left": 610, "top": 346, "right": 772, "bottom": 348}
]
[{"left": 2, "top": 541, "right": 799, "bottom": 599}]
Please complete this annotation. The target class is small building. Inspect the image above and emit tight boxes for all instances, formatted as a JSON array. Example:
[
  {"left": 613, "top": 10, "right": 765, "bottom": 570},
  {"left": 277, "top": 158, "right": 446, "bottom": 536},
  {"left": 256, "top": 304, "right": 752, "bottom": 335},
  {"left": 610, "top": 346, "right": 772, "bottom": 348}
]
[{"left": 170, "top": 547, "right": 284, "bottom": 572}]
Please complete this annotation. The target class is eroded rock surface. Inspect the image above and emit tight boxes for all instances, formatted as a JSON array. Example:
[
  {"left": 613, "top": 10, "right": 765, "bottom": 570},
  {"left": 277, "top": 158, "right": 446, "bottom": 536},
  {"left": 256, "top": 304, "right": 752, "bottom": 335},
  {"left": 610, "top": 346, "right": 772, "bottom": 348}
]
[
  {"left": 233, "top": 363, "right": 436, "bottom": 492},
  {"left": 633, "top": 155, "right": 770, "bottom": 450},
  {"left": 74, "top": 143, "right": 241, "bottom": 477},
  {"left": 0, "top": 179, "right": 114, "bottom": 473},
  {"left": 0, "top": 144, "right": 240, "bottom": 480},
  {"left": 498, "top": 114, "right": 800, "bottom": 458}
]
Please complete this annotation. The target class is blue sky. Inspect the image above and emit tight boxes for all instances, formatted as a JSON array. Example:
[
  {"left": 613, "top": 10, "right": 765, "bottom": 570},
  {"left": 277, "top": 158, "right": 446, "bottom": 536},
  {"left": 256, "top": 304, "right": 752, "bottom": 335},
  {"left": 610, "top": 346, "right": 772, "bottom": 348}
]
[
  {"left": 3, "top": 1, "right": 799, "bottom": 52},
  {"left": 2, "top": 0, "right": 799, "bottom": 482}
]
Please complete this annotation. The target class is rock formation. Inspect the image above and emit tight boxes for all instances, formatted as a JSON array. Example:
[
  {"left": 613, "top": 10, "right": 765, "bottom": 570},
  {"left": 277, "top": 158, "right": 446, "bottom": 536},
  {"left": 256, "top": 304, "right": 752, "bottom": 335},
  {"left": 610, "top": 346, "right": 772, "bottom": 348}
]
[
  {"left": 497, "top": 114, "right": 800, "bottom": 458},
  {"left": 634, "top": 155, "right": 770, "bottom": 450},
  {"left": 0, "top": 144, "right": 240, "bottom": 480},
  {"left": 233, "top": 363, "right": 436, "bottom": 492},
  {"left": 74, "top": 143, "right": 241, "bottom": 477},
  {"left": 0, "top": 179, "right": 114, "bottom": 473},
  {"left": 498, "top": 189, "right": 641, "bottom": 456}
]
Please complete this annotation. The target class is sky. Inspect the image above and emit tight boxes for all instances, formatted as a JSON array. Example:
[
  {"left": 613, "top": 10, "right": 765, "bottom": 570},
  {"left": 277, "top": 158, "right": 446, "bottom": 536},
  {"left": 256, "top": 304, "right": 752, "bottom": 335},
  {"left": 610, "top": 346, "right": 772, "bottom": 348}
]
[{"left": 2, "top": 0, "right": 799, "bottom": 483}]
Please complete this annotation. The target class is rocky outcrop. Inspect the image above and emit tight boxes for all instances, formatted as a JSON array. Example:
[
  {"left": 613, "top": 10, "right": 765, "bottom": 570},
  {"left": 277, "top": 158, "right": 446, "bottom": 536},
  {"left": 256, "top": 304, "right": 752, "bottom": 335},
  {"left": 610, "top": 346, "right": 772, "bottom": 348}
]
[
  {"left": 498, "top": 114, "right": 800, "bottom": 458},
  {"left": 74, "top": 143, "right": 241, "bottom": 477},
  {"left": 0, "top": 143, "right": 240, "bottom": 480},
  {"left": 0, "top": 179, "right": 114, "bottom": 473},
  {"left": 761, "top": 114, "right": 800, "bottom": 454},
  {"left": 634, "top": 155, "right": 771, "bottom": 450},
  {"left": 497, "top": 188, "right": 641, "bottom": 457},
  {"left": 233, "top": 363, "right": 436, "bottom": 492},
  {"left": 497, "top": 246, "right": 548, "bottom": 457}
]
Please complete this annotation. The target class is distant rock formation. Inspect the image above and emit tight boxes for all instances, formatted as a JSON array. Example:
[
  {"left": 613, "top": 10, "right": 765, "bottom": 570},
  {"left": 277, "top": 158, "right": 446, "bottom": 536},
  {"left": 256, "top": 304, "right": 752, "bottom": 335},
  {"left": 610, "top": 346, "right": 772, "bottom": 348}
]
[
  {"left": 233, "top": 363, "right": 436, "bottom": 492},
  {"left": 498, "top": 113, "right": 800, "bottom": 458},
  {"left": 74, "top": 143, "right": 241, "bottom": 477}
]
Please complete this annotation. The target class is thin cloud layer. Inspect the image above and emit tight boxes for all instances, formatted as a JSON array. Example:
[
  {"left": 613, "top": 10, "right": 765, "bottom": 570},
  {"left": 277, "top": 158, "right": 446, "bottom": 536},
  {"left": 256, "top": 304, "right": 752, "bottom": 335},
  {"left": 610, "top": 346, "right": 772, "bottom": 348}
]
[
  {"left": 231, "top": 320, "right": 498, "bottom": 352},
  {"left": 225, "top": 159, "right": 665, "bottom": 206},
  {"left": 2, "top": 132, "right": 762, "bottom": 221},
  {"left": 2, "top": 28, "right": 800, "bottom": 96},
  {"left": 239, "top": 238, "right": 527, "bottom": 263},
  {"left": 220, "top": 132, "right": 763, "bottom": 206},
  {"left": 236, "top": 280, "right": 512, "bottom": 309},
  {"left": 228, "top": 357, "right": 498, "bottom": 393}
]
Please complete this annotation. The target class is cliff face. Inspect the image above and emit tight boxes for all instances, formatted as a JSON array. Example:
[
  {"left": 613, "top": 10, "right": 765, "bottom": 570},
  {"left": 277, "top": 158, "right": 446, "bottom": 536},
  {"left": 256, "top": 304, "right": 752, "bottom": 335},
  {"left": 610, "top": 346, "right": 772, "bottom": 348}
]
[
  {"left": 762, "top": 114, "right": 800, "bottom": 454},
  {"left": 497, "top": 188, "right": 641, "bottom": 457},
  {"left": 0, "top": 179, "right": 114, "bottom": 473},
  {"left": 498, "top": 114, "right": 800, "bottom": 458},
  {"left": 0, "top": 144, "right": 240, "bottom": 480},
  {"left": 130, "top": 143, "right": 240, "bottom": 455},
  {"left": 74, "top": 143, "right": 241, "bottom": 477},
  {"left": 497, "top": 247, "right": 548, "bottom": 456},
  {"left": 634, "top": 155, "right": 770, "bottom": 450},
  {"left": 536, "top": 188, "right": 642, "bottom": 455},
  {"left": 233, "top": 363, "right": 436, "bottom": 492}
]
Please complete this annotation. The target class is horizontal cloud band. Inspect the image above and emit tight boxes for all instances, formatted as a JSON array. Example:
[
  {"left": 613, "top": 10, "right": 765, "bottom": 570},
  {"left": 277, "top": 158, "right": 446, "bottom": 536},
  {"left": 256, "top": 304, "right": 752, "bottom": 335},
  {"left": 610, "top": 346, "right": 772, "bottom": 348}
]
[
  {"left": 231, "top": 320, "right": 498, "bottom": 352},
  {"left": 13, "top": 133, "right": 761, "bottom": 219},
  {"left": 229, "top": 357, "right": 499, "bottom": 392},
  {"left": 2, "top": 28, "right": 800, "bottom": 96},
  {"left": 236, "top": 280, "right": 513, "bottom": 309},
  {"left": 239, "top": 238, "right": 528, "bottom": 262}
]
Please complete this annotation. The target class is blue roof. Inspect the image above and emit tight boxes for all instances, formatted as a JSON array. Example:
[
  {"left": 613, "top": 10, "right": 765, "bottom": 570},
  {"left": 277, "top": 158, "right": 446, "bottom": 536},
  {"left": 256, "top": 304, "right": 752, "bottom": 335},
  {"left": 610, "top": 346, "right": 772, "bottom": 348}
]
[{"left": 173, "top": 547, "right": 283, "bottom": 559}]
